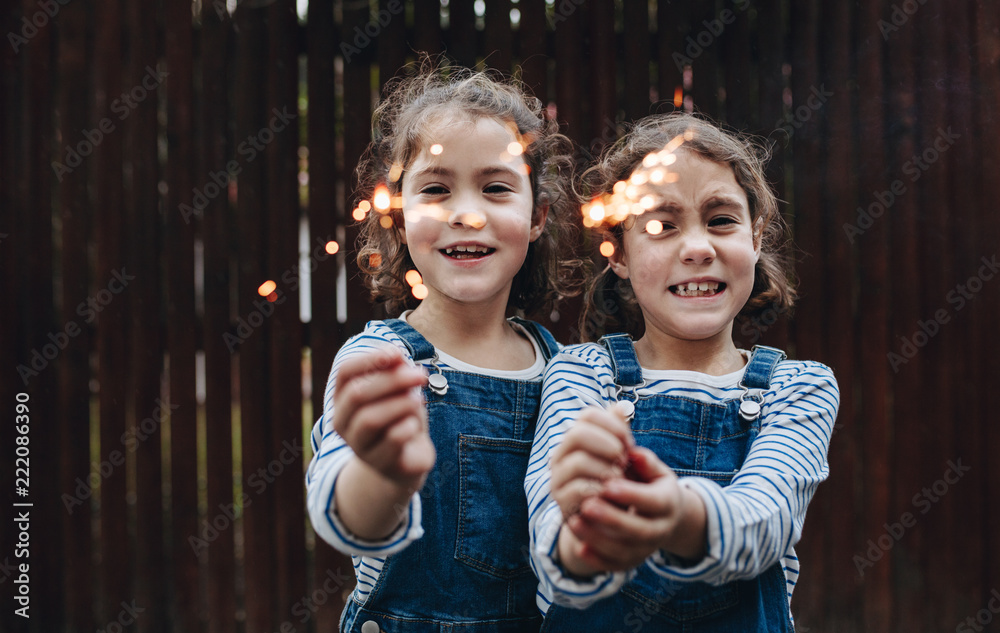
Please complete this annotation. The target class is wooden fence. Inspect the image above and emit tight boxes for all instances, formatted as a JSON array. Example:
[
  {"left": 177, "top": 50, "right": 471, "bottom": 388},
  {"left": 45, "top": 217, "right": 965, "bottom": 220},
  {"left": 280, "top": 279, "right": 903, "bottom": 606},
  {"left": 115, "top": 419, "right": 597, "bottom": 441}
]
[{"left": 2, "top": 0, "right": 998, "bottom": 632}]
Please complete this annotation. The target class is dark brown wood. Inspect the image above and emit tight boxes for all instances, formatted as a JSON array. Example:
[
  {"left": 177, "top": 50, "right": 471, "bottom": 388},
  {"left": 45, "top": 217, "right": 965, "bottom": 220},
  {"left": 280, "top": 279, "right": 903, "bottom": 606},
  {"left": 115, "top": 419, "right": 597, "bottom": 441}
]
[
  {"left": 233, "top": 4, "right": 274, "bottom": 630},
  {"left": 266, "top": 0, "right": 306, "bottom": 626},
  {"left": 199, "top": 5, "right": 237, "bottom": 633},
  {"left": 515, "top": 0, "right": 547, "bottom": 99},
  {"left": 163, "top": 0, "right": 201, "bottom": 629},
  {"left": 379, "top": 0, "right": 408, "bottom": 84},
  {"left": 588, "top": 0, "right": 615, "bottom": 154},
  {"left": 622, "top": 1, "right": 650, "bottom": 121},
  {"left": 688, "top": 0, "right": 720, "bottom": 118},
  {"left": 854, "top": 0, "right": 892, "bottom": 629},
  {"left": 552, "top": 0, "right": 583, "bottom": 150},
  {"left": 412, "top": 0, "right": 443, "bottom": 56},
  {"left": 483, "top": 0, "right": 512, "bottom": 71},
  {"left": 657, "top": 0, "right": 685, "bottom": 113},
  {"left": 447, "top": 0, "right": 476, "bottom": 67}
]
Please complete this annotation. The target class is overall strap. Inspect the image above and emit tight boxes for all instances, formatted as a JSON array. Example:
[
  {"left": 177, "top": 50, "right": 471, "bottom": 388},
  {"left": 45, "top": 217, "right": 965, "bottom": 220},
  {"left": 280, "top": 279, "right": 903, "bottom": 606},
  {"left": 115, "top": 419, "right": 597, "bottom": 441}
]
[
  {"left": 598, "top": 333, "right": 643, "bottom": 387},
  {"left": 741, "top": 345, "right": 787, "bottom": 390},
  {"left": 382, "top": 319, "right": 436, "bottom": 362},
  {"left": 508, "top": 317, "right": 561, "bottom": 362}
]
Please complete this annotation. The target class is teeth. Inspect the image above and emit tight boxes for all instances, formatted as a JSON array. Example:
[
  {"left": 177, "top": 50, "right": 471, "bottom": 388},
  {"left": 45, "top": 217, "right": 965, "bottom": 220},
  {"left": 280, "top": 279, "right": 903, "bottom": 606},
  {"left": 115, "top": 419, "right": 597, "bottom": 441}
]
[
  {"left": 672, "top": 281, "right": 721, "bottom": 297},
  {"left": 445, "top": 245, "right": 489, "bottom": 254}
]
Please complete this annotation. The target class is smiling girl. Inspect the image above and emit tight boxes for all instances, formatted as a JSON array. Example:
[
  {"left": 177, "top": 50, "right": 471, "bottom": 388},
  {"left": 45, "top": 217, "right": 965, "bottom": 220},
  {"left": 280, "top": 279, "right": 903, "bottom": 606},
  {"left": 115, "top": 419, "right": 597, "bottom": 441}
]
[
  {"left": 305, "top": 66, "right": 580, "bottom": 633},
  {"left": 525, "top": 113, "right": 840, "bottom": 631}
]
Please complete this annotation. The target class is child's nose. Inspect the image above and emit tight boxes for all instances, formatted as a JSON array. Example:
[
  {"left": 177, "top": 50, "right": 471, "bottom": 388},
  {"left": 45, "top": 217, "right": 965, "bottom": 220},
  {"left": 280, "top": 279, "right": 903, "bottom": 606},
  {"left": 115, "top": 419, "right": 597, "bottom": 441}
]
[
  {"left": 679, "top": 231, "right": 716, "bottom": 264},
  {"left": 446, "top": 198, "right": 487, "bottom": 229}
]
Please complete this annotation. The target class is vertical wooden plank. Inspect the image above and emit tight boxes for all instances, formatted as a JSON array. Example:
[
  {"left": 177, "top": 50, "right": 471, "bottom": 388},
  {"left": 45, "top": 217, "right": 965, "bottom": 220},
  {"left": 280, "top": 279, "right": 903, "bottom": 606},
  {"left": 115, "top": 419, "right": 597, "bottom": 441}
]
[
  {"left": 552, "top": 0, "right": 583, "bottom": 149},
  {"left": 342, "top": 1, "right": 374, "bottom": 334},
  {"left": 944, "top": 1, "right": 983, "bottom": 623},
  {"left": 163, "top": 0, "right": 200, "bottom": 629},
  {"left": 92, "top": 0, "right": 130, "bottom": 625},
  {"left": 53, "top": 3, "right": 95, "bottom": 631},
  {"left": 913, "top": 7, "right": 955, "bottom": 632},
  {"left": 516, "top": 0, "right": 547, "bottom": 99},
  {"left": 412, "top": 0, "right": 443, "bottom": 57},
  {"left": 587, "top": 0, "right": 614, "bottom": 154},
  {"left": 787, "top": 0, "right": 826, "bottom": 627},
  {"left": 483, "top": 0, "right": 511, "bottom": 71},
  {"left": 689, "top": 0, "right": 720, "bottom": 118},
  {"left": 448, "top": 0, "right": 476, "bottom": 67},
  {"left": 854, "top": 0, "right": 892, "bottom": 629},
  {"left": 266, "top": 0, "right": 305, "bottom": 625},
  {"left": 198, "top": 5, "right": 237, "bottom": 632},
  {"left": 379, "top": 0, "right": 408, "bottom": 84},
  {"left": 657, "top": 0, "right": 685, "bottom": 112},
  {"left": 973, "top": 0, "right": 1000, "bottom": 613},
  {"left": 622, "top": 0, "right": 650, "bottom": 121},
  {"left": 721, "top": 0, "right": 751, "bottom": 127},
  {"left": 233, "top": 4, "right": 274, "bottom": 630},
  {"left": 817, "top": 2, "right": 859, "bottom": 630},
  {"left": 308, "top": 0, "right": 352, "bottom": 628},
  {"left": 884, "top": 4, "right": 922, "bottom": 632}
]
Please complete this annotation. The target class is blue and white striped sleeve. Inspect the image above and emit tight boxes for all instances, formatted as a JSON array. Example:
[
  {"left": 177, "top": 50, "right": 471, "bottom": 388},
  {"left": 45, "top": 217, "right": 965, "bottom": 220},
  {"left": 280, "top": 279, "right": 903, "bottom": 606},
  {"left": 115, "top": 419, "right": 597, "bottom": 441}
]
[
  {"left": 305, "top": 326, "right": 424, "bottom": 557},
  {"left": 525, "top": 346, "right": 631, "bottom": 611},
  {"left": 646, "top": 361, "right": 839, "bottom": 585}
]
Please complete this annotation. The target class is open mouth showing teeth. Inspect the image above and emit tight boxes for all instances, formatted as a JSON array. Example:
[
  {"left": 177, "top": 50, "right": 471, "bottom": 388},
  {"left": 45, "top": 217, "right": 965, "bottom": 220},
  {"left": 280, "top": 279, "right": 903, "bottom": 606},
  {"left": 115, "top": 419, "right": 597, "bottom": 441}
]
[
  {"left": 442, "top": 245, "right": 495, "bottom": 259},
  {"left": 670, "top": 281, "right": 725, "bottom": 297}
]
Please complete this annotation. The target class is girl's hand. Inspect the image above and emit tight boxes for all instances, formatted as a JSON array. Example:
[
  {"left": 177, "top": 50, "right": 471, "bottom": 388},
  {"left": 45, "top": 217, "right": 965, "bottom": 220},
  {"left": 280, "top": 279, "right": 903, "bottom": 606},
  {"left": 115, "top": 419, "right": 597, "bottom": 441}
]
[
  {"left": 562, "top": 447, "right": 708, "bottom": 572},
  {"left": 549, "top": 406, "right": 634, "bottom": 521},
  {"left": 332, "top": 346, "right": 435, "bottom": 491}
]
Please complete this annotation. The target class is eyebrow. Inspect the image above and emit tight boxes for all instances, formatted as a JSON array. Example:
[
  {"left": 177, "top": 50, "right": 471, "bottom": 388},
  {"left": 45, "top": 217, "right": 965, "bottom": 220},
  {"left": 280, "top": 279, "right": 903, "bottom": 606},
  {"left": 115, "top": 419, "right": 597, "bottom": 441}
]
[
  {"left": 411, "top": 165, "right": 523, "bottom": 180},
  {"left": 648, "top": 194, "right": 746, "bottom": 214}
]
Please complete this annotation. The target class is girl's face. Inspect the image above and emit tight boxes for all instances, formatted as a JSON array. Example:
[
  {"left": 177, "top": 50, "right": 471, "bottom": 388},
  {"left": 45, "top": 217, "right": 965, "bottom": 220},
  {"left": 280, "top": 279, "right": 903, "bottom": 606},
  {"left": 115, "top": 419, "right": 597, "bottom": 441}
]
[
  {"left": 609, "top": 150, "right": 759, "bottom": 345},
  {"left": 400, "top": 114, "right": 544, "bottom": 312}
]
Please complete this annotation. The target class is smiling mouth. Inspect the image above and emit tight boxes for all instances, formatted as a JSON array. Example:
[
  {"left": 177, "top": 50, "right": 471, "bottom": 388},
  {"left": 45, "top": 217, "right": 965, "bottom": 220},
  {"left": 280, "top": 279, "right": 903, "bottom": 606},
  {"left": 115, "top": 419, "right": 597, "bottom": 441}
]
[
  {"left": 669, "top": 281, "right": 725, "bottom": 297},
  {"left": 441, "top": 245, "right": 495, "bottom": 259}
]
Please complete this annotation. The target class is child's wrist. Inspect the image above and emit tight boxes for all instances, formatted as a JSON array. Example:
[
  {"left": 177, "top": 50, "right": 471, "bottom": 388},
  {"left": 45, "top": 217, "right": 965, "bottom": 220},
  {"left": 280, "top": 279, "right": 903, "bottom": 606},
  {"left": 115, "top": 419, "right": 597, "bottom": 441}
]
[
  {"left": 556, "top": 525, "right": 601, "bottom": 579},
  {"left": 658, "top": 485, "right": 708, "bottom": 561}
]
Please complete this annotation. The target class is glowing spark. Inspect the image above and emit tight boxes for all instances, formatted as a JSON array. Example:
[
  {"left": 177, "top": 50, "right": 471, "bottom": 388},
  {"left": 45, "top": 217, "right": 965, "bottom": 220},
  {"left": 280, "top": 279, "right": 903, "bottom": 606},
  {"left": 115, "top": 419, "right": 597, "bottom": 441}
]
[
  {"left": 405, "top": 269, "right": 423, "bottom": 286},
  {"left": 599, "top": 241, "right": 615, "bottom": 257},
  {"left": 630, "top": 172, "right": 648, "bottom": 186},
  {"left": 258, "top": 280, "right": 276, "bottom": 296},
  {"left": 379, "top": 215, "right": 394, "bottom": 228},
  {"left": 673, "top": 86, "right": 683, "bottom": 108},
  {"left": 359, "top": 200, "right": 371, "bottom": 212},
  {"left": 507, "top": 141, "right": 524, "bottom": 156},
  {"left": 587, "top": 202, "right": 606, "bottom": 222},
  {"left": 639, "top": 195, "right": 655, "bottom": 210},
  {"left": 429, "top": 144, "right": 443, "bottom": 155},
  {"left": 368, "top": 253, "right": 383, "bottom": 268},
  {"left": 613, "top": 181, "right": 627, "bottom": 194},
  {"left": 412, "top": 283, "right": 429, "bottom": 300},
  {"left": 352, "top": 208, "right": 366, "bottom": 221},
  {"left": 645, "top": 219, "right": 663, "bottom": 235},
  {"left": 649, "top": 169, "right": 665, "bottom": 184},
  {"left": 391, "top": 195, "right": 404, "bottom": 209},
  {"left": 267, "top": 291, "right": 278, "bottom": 303},
  {"left": 519, "top": 164, "right": 531, "bottom": 175},
  {"left": 373, "top": 185, "right": 391, "bottom": 211},
  {"left": 325, "top": 241, "right": 339, "bottom": 255}
]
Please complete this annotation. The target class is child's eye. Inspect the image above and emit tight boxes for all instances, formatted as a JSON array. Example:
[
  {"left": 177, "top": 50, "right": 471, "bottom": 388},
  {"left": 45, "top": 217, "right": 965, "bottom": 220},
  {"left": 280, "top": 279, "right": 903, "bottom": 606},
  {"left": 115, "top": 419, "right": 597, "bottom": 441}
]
[
  {"left": 420, "top": 185, "right": 449, "bottom": 195},
  {"left": 484, "top": 183, "right": 514, "bottom": 194},
  {"left": 708, "top": 216, "right": 738, "bottom": 227}
]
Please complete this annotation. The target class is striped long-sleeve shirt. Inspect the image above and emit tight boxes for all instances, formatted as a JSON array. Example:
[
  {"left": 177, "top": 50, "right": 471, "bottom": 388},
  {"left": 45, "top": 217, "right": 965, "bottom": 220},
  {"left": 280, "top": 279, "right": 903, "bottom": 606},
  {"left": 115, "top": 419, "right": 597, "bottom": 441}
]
[
  {"left": 305, "top": 317, "right": 546, "bottom": 605},
  {"left": 525, "top": 342, "right": 839, "bottom": 614}
]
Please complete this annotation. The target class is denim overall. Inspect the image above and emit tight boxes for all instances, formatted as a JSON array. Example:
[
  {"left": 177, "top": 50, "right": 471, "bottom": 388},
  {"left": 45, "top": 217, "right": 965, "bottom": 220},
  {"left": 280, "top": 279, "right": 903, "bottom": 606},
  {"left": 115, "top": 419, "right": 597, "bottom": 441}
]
[
  {"left": 341, "top": 318, "right": 559, "bottom": 633},
  {"left": 541, "top": 335, "right": 793, "bottom": 633}
]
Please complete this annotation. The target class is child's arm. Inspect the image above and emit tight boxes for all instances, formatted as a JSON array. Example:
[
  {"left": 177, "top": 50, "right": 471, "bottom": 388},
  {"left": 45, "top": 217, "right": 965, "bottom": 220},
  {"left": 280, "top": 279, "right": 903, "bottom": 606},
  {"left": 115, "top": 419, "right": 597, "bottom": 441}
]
[
  {"left": 525, "top": 348, "right": 631, "bottom": 610},
  {"left": 306, "top": 333, "right": 434, "bottom": 554},
  {"left": 609, "top": 361, "right": 840, "bottom": 585}
]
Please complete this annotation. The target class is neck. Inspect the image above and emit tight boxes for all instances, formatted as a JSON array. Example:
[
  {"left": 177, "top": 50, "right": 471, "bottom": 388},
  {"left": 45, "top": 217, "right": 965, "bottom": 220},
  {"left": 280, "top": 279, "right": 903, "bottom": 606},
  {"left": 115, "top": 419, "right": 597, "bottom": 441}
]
[
  {"left": 633, "top": 327, "right": 744, "bottom": 375},
  {"left": 405, "top": 294, "right": 516, "bottom": 359}
]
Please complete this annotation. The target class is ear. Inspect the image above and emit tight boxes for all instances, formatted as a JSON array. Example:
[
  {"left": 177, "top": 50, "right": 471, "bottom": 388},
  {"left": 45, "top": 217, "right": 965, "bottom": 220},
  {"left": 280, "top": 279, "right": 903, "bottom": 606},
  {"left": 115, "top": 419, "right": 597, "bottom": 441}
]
[
  {"left": 752, "top": 216, "right": 763, "bottom": 261},
  {"left": 397, "top": 211, "right": 408, "bottom": 244},
  {"left": 529, "top": 204, "right": 549, "bottom": 242},
  {"left": 607, "top": 238, "right": 629, "bottom": 280}
]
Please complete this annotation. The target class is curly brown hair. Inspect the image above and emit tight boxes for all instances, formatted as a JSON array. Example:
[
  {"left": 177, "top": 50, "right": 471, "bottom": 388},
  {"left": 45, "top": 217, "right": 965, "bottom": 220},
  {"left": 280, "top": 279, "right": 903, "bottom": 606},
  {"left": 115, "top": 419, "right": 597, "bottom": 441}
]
[
  {"left": 354, "top": 62, "right": 582, "bottom": 318},
  {"left": 578, "top": 112, "right": 797, "bottom": 341}
]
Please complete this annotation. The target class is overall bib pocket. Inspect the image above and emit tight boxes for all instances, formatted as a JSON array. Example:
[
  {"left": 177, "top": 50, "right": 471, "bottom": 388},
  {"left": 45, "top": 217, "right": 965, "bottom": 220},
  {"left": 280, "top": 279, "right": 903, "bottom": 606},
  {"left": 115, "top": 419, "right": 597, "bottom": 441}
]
[{"left": 455, "top": 434, "right": 534, "bottom": 579}]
